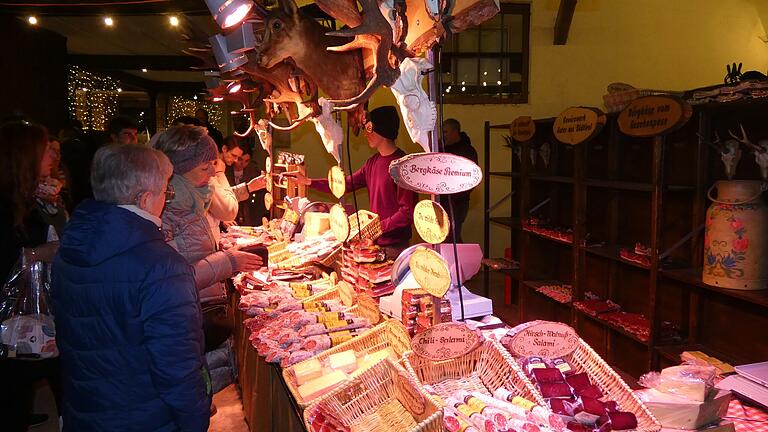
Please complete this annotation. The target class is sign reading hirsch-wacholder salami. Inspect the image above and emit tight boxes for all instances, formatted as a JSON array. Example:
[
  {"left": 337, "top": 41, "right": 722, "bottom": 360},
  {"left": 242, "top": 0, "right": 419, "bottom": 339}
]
[
  {"left": 413, "top": 200, "right": 450, "bottom": 244},
  {"left": 510, "top": 116, "right": 536, "bottom": 142},
  {"left": 389, "top": 152, "right": 482, "bottom": 195},
  {"left": 409, "top": 246, "right": 451, "bottom": 297},
  {"left": 505, "top": 320, "right": 579, "bottom": 358},
  {"left": 618, "top": 96, "right": 692, "bottom": 137},
  {"left": 553, "top": 107, "right": 606, "bottom": 145},
  {"left": 411, "top": 322, "right": 482, "bottom": 361}
]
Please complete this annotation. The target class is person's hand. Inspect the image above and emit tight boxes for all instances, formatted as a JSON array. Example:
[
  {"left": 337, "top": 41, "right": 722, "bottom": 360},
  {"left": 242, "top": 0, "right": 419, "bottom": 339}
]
[
  {"left": 282, "top": 170, "right": 311, "bottom": 186},
  {"left": 222, "top": 220, "right": 238, "bottom": 230},
  {"left": 229, "top": 250, "right": 263, "bottom": 272},
  {"left": 214, "top": 158, "right": 226, "bottom": 173},
  {"left": 246, "top": 173, "right": 267, "bottom": 193},
  {"left": 23, "top": 241, "right": 60, "bottom": 264}
]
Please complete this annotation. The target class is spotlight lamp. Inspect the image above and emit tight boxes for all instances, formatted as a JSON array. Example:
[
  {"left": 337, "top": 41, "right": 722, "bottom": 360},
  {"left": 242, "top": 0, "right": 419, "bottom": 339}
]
[
  {"left": 28, "top": 16, "right": 38, "bottom": 25},
  {"left": 209, "top": 34, "right": 247, "bottom": 73},
  {"left": 204, "top": 0, "right": 254, "bottom": 29},
  {"left": 227, "top": 81, "right": 242, "bottom": 94}
]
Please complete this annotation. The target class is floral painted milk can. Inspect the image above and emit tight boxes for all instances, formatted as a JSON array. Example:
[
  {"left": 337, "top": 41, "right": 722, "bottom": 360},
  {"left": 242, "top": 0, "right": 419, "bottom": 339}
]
[{"left": 703, "top": 180, "right": 768, "bottom": 290}]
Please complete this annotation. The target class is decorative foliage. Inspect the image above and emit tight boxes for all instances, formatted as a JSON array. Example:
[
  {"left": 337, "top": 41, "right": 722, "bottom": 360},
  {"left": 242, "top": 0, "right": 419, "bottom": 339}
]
[
  {"left": 166, "top": 96, "right": 224, "bottom": 130},
  {"left": 67, "top": 65, "right": 119, "bottom": 131}
]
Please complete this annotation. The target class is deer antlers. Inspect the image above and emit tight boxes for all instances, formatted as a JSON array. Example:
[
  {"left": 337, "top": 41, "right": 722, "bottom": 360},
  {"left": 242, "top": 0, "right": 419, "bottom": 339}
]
[
  {"left": 729, "top": 124, "right": 764, "bottom": 153},
  {"left": 325, "top": 0, "right": 402, "bottom": 111}
]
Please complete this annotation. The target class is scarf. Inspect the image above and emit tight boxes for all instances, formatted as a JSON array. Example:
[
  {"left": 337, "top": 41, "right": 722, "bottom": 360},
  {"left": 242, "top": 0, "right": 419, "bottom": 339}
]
[{"left": 167, "top": 174, "right": 212, "bottom": 216}]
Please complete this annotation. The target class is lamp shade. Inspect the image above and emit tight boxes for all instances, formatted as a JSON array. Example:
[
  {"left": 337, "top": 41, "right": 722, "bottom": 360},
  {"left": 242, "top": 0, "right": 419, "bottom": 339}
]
[
  {"left": 210, "top": 34, "right": 248, "bottom": 73},
  {"left": 205, "top": 0, "right": 254, "bottom": 29},
  {"left": 225, "top": 22, "right": 256, "bottom": 53}
]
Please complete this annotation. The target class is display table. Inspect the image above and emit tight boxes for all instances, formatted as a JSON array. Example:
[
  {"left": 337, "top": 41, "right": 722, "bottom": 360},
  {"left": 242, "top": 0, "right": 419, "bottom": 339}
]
[{"left": 232, "top": 292, "right": 306, "bottom": 432}]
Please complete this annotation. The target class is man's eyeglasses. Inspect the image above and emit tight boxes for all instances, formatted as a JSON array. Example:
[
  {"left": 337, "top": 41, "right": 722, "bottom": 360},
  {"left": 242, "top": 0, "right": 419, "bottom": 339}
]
[{"left": 164, "top": 184, "right": 175, "bottom": 204}]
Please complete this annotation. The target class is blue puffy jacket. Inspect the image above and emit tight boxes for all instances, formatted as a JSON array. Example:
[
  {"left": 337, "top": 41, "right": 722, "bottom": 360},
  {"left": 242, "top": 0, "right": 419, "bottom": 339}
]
[{"left": 52, "top": 200, "right": 211, "bottom": 432}]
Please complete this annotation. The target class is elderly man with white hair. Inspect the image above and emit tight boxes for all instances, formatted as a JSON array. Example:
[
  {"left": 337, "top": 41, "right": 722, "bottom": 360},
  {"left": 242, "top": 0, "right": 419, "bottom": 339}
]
[{"left": 52, "top": 144, "right": 211, "bottom": 432}]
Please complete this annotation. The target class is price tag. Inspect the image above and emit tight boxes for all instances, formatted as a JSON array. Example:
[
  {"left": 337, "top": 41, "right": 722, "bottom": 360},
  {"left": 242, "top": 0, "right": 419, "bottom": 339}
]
[
  {"left": 411, "top": 322, "right": 482, "bottom": 361},
  {"left": 264, "top": 192, "right": 273, "bottom": 210},
  {"left": 265, "top": 175, "right": 273, "bottom": 193},
  {"left": 356, "top": 293, "right": 381, "bottom": 325},
  {"left": 329, "top": 204, "right": 350, "bottom": 242},
  {"left": 505, "top": 320, "right": 579, "bottom": 358},
  {"left": 510, "top": 116, "right": 535, "bottom": 142},
  {"left": 408, "top": 247, "right": 451, "bottom": 297},
  {"left": 413, "top": 200, "right": 450, "bottom": 244},
  {"left": 328, "top": 165, "right": 346, "bottom": 199}
]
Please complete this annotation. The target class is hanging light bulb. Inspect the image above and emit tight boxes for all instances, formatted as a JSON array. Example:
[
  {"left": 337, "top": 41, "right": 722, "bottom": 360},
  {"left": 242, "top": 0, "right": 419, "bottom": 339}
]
[
  {"left": 103, "top": 16, "right": 114, "bottom": 27},
  {"left": 169, "top": 16, "right": 180, "bottom": 27},
  {"left": 204, "top": 0, "right": 254, "bottom": 29},
  {"left": 27, "top": 16, "right": 38, "bottom": 25},
  {"left": 227, "top": 81, "right": 242, "bottom": 94}
]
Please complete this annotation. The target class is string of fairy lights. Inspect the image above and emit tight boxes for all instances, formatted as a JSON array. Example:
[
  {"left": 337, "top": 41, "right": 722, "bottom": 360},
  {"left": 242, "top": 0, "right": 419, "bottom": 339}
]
[
  {"left": 166, "top": 96, "right": 224, "bottom": 130},
  {"left": 67, "top": 65, "right": 120, "bottom": 131}
]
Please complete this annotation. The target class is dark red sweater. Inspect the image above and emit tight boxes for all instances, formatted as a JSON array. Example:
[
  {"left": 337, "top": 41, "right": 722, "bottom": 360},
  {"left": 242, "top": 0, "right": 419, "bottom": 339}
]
[{"left": 311, "top": 148, "right": 417, "bottom": 246}]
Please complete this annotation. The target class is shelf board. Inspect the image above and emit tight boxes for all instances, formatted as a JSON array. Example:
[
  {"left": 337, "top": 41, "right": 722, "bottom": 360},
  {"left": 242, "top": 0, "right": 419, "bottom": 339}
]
[
  {"left": 523, "top": 228, "right": 574, "bottom": 246},
  {"left": 529, "top": 175, "right": 574, "bottom": 184},
  {"left": 583, "top": 244, "right": 650, "bottom": 271},
  {"left": 489, "top": 171, "right": 520, "bottom": 178},
  {"left": 490, "top": 217, "right": 521, "bottom": 229},
  {"left": 585, "top": 179, "right": 695, "bottom": 192},
  {"left": 655, "top": 343, "right": 745, "bottom": 367},
  {"left": 482, "top": 259, "right": 520, "bottom": 278},
  {"left": 522, "top": 280, "right": 573, "bottom": 305},
  {"left": 576, "top": 309, "right": 651, "bottom": 346},
  {"left": 660, "top": 268, "right": 768, "bottom": 308}
]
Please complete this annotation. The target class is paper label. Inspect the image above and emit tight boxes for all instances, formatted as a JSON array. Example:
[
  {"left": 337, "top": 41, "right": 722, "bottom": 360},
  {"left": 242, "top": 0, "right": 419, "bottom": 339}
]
[
  {"left": 553, "top": 106, "right": 606, "bottom": 145},
  {"left": 618, "top": 95, "right": 692, "bottom": 137},
  {"left": 330, "top": 204, "right": 350, "bottom": 242},
  {"left": 409, "top": 247, "right": 451, "bottom": 297},
  {"left": 389, "top": 152, "right": 483, "bottom": 195},
  {"left": 510, "top": 116, "right": 535, "bottom": 142},
  {"left": 414, "top": 200, "right": 450, "bottom": 244},
  {"left": 264, "top": 192, "right": 273, "bottom": 210},
  {"left": 411, "top": 322, "right": 482, "bottom": 361},
  {"left": 396, "top": 370, "right": 427, "bottom": 416},
  {"left": 328, "top": 165, "right": 346, "bottom": 199},
  {"left": 506, "top": 320, "right": 579, "bottom": 358}
]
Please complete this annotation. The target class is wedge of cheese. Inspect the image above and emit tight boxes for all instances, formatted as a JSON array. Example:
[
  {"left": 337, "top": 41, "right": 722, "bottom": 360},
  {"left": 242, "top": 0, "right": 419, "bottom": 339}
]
[
  {"left": 329, "top": 350, "right": 358, "bottom": 374},
  {"left": 293, "top": 358, "right": 323, "bottom": 386},
  {"left": 356, "top": 348, "right": 397, "bottom": 372},
  {"left": 298, "top": 370, "right": 348, "bottom": 401}
]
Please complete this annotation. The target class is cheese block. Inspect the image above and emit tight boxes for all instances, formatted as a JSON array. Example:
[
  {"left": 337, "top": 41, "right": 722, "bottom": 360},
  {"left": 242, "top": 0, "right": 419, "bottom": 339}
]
[
  {"left": 298, "top": 370, "right": 348, "bottom": 401},
  {"left": 356, "top": 348, "right": 396, "bottom": 372},
  {"left": 293, "top": 358, "right": 323, "bottom": 386},
  {"left": 637, "top": 388, "right": 731, "bottom": 429},
  {"left": 329, "top": 350, "right": 358, "bottom": 374},
  {"left": 303, "top": 212, "right": 331, "bottom": 237},
  {"left": 658, "top": 365, "right": 716, "bottom": 402}
]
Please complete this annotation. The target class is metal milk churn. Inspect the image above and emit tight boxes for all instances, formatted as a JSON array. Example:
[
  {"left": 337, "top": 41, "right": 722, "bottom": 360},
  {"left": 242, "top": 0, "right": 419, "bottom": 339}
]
[{"left": 703, "top": 180, "right": 768, "bottom": 290}]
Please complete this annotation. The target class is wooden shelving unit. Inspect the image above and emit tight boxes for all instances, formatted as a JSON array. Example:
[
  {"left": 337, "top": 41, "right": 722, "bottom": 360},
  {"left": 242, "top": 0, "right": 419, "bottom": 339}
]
[{"left": 483, "top": 98, "right": 768, "bottom": 377}]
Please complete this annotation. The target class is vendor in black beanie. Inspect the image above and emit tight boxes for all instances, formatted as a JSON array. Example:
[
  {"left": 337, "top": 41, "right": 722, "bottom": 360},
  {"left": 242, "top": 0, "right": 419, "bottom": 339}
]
[{"left": 288, "top": 106, "right": 418, "bottom": 258}]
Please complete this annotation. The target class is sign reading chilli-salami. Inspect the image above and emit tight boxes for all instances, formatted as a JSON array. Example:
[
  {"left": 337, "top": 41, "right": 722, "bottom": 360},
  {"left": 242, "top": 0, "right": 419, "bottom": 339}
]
[
  {"left": 510, "top": 116, "right": 536, "bottom": 142},
  {"left": 505, "top": 320, "right": 579, "bottom": 358},
  {"left": 553, "top": 107, "right": 606, "bottom": 145},
  {"left": 411, "top": 322, "right": 482, "bottom": 361},
  {"left": 618, "top": 96, "right": 692, "bottom": 137},
  {"left": 389, "top": 152, "right": 482, "bottom": 195}
]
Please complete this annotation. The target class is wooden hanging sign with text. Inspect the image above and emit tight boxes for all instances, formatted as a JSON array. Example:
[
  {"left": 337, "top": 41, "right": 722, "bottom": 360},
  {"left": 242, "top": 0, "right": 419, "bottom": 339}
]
[
  {"left": 389, "top": 152, "right": 483, "bottom": 195},
  {"left": 510, "top": 116, "right": 536, "bottom": 142},
  {"left": 336, "top": 280, "right": 355, "bottom": 307},
  {"left": 411, "top": 322, "right": 483, "bottom": 361},
  {"left": 505, "top": 320, "right": 580, "bottom": 358},
  {"left": 264, "top": 192, "right": 273, "bottom": 210},
  {"left": 328, "top": 165, "right": 346, "bottom": 199},
  {"left": 329, "top": 204, "right": 350, "bottom": 242},
  {"left": 408, "top": 247, "right": 451, "bottom": 297},
  {"left": 396, "top": 369, "right": 427, "bottom": 416},
  {"left": 618, "top": 96, "right": 692, "bottom": 137},
  {"left": 553, "top": 107, "right": 606, "bottom": 145},
  {"left": 413, "top": 200, "right": 450, "bottom": 244}
]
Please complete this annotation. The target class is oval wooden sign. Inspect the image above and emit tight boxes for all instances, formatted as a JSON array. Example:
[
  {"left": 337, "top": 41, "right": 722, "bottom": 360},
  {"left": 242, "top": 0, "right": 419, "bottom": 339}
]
[
  {"left": 265, "top": 156, "right": 272, "bottom": 174},
  {"left": 329, "top": 204, "right": 350, "bottom": 242},
  {"left": 411, "top": 322, "right": 482, "bottom": 361},
  {"left": 264, "top": 192, "right": 273, "bottom": 210},
  {"left": 336, "top": 280, "right": 355, "bottom": 307},
  {"left": 510, "top": 116, "right": 535, "bottom": 142},
  {"left": 618, "top": 96, "right": 692, "bottom": 137},
  {"left": 505, "top": 320, "right": 579, "bottom": 358},
  {"left": 328, "top": 165, "right": 346, "bottom": 199},
  {"left": 389, "top": 152, "right": 482, "bottom": 195},
  {"left": 265, "top": 175, "right": 273, "bottom": 193},
  {"left": 553, "top": 106, "right": 606, "bottom": 145},
  {"left": 409, "top": 246, "right": 451, "bottom": 297},
  {"left": 413, "top": 200, "right": 450, "bottom": 244},
  {"left": 396, "top": 370, "right": 426, "bottom": 416}
]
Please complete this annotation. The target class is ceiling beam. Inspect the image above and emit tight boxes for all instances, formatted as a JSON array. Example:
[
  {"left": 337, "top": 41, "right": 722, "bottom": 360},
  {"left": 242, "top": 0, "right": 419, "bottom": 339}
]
[
  {"left": 553, "top": 0, "right": 577, "bottom": 45},
  {"left": 107, "top": 70, "right": 205, "bottom": 94},
  {"left": 68, "top": 54, "right": 207, "bottom": 72},
  {"left": 0, "top": 1, "right": 208, "bottom": 16}
]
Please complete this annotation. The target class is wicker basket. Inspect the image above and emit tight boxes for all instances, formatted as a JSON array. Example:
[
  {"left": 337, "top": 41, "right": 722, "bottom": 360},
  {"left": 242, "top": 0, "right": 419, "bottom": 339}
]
[
  {"left": 303, "top": 359, "right": 443, "bottom": 432},
  {"left": 402, "top": 340, "right": 545, "bottom": 408},
  {"left": 348, "top": 209, "right": 382, "bottom": 242},
  {"left": 283, "top": 319, "right": 412, "bottom": 407}
]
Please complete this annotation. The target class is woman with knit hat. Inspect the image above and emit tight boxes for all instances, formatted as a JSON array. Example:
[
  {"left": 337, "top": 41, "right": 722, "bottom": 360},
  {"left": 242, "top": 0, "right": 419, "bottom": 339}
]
[
  {"left": 287, "top": 106, "right": 418, "bottom": 259},
  {"left": 151, "top": 125, "right": 262, "bottom": 395}
]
